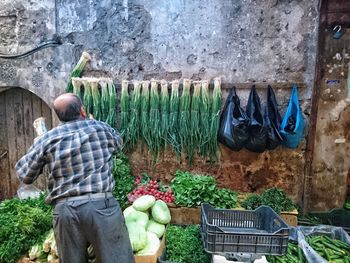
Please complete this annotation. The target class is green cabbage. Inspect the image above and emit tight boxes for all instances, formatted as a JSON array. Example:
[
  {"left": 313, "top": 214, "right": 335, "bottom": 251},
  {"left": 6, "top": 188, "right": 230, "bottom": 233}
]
[
  {"left": 125, "top": 210, "right": 149, "bottom": 228},
  {"left": 146, "top": 219, "right": 165, "bottom": 238},
  {"left": 151, "top": 200, "right": 171, "bottom": 224},
  {"left": 133, "top": 195, "right": 156, "bottom": 211},
  {"left": 136, "top": 231, "right": 160, "bottom": 256},
  {"left": 123, "top": 206, "right": 136, "bottom": 217},
  {"left": 126, "top": 222, "right": 148, "bottom": 252}
]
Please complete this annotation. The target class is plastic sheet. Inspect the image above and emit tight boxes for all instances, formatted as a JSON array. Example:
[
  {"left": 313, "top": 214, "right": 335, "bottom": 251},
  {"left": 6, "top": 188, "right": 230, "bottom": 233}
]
[
  {"left": 289, "top": 225, "right": 350, "bottom": 263},
  {"left": 17, "top": 182, "right": 41, "bottom": 200}
]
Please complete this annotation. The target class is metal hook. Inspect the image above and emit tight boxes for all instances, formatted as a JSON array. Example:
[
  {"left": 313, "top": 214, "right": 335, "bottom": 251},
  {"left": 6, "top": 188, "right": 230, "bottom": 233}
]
[{"left": 333, "top": 25, "right": 341, "bottom": 33}]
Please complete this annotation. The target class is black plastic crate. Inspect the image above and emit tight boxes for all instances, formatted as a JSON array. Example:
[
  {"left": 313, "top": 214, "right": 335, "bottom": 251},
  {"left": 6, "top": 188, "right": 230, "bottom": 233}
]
[{"left": 200, "top": 204, "right": 289, "bottom": 255}]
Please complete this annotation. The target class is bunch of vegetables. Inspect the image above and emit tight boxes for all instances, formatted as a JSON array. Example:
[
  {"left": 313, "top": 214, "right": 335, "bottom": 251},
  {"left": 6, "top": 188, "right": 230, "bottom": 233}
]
[
  {"left": 240, "top": 187, "right": 296, "bottom": 213},
  {"left": 120, "top": 80, "right": 130, "bottom": 141},
  {"left": 168, "top": 80, "right": 181, "bottom": 158},
  {"left": 209, "top": 78, "right": 222, "bottom": 161},
  {"left": 306, "top": 235, "right": 350, "bottom": 262},
  {"left": 188, "top": 81, "right": 201, "bottom": 164},
  {"left": 123, "top": 195, "right": 171, "bottom": 255},
  {"left": 24, "top": 230, "right": 59, "bottom": 263},
  {"left": 127, "top": 81, "right": 142, "bottom": 151},
  {"left": 179, "top": 79, "right": 191, "bottom": 161},
  {"left": 0, "top": 194, "right": 52, "bottom": 263},
  {"left": 65, "top": 52, "right": 91, "bottom": 93},
  {"left": 127, "top": 174, "right": 174, "bottom": 204},
  {"left": 26, "top": 230, "right": 96, "bottom": 263},
  {"left": 266, "top": 242, "right": 307, "bottom": 263},
  {"left": 199, "top": 80, "right": 211, "bottom": 158},
  {"left": 149, "top": 80, "right": 161, "bottom": 158},
  {"left": 112, "top": 153, "right": 135, "bottom": 210},
  {"left": 170, "top": 170, "right": 238, "bottom": 208},
  {"left": 164, "top": 225, "right": 210, "bottom": 263}
]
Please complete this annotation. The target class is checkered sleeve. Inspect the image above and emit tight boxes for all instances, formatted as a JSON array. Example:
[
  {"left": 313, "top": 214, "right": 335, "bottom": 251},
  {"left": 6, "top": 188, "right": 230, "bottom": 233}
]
[
  {"left": 15, "top": 143, "right": 45, "bottom": 184},
  {"left": 107, "top": 125, "right": 123, "bottom": 153}
]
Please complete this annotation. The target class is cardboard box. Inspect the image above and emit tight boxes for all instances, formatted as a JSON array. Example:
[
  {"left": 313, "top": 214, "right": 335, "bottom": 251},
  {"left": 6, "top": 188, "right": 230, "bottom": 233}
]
[
  {"left": 168, "top": 205, "right": 201, "bottom": 225},
  {"left": 280, "top": 209, "right": 299, "bottom": 226},
  {"left": 135, "top": 232, "right": 166, "bottom": 263}
]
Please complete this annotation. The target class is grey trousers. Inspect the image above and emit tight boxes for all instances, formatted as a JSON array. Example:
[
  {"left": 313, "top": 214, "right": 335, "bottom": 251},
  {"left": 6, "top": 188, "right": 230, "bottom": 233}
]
[{"left": 53, "top": 197, "right": 134, "bottom": 263}]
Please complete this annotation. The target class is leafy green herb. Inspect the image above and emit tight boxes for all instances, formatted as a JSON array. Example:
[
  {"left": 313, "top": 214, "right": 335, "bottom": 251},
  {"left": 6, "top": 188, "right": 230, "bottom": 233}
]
[
  {"left": 112, "top": 153, "right": 135, "bottom": 210},
  {"left": 165, "top": 225, "right": 210, "bottom": 263},
  {"left": 0, "top": 194, "right": 52, "bottom": 263},
  {"left": 170, "top": 170, "right": 238, "bottom": 208},
  {"left": 240, "top": 188, "right": 295, "bottom": 213}
]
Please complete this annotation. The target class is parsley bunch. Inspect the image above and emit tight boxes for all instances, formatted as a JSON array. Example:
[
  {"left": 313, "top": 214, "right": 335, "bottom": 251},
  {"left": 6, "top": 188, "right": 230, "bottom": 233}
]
[
  {"left": 112, "top": 153, "right": 135, "bottom": 210},
  {"left": 0, "top": 194, "right": 52, "bottom": 263},
  {"left": 165, "top": 225, "right": 210, "bottom": 263}
]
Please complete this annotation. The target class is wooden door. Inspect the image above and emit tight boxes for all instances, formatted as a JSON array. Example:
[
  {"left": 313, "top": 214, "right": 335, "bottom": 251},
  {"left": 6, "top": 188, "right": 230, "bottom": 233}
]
[{"left": 0, "top": 88, "right": 53, "bottom": 200}]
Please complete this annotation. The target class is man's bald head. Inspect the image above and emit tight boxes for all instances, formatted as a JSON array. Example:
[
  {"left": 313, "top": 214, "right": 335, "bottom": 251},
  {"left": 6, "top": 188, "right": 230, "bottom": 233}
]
[{"left": 53, "top": 93, "right": 84, "bottom": 122}]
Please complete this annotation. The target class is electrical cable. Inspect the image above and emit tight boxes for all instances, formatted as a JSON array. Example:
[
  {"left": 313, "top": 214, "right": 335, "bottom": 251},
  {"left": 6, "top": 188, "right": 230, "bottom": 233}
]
[{"left": 0, "top": 37, "right": 62, "bottom": 59}]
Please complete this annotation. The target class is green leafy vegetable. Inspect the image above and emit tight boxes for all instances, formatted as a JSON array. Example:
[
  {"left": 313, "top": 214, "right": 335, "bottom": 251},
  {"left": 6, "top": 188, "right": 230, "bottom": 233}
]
[
  {"left": 0, "top": 194, "right": 52, "bottom": 263},
  {"left": 112, "top": 153, "right": 135, "bottom": 210},
  {"left": 240, "top": 187, "right": 296, "bottom": 213},
  {"left": 170, "top": 170, "right": 238, "bottom": 208},
  {"left": 165, "top": 225, "right": 210, "bottom": 263}
]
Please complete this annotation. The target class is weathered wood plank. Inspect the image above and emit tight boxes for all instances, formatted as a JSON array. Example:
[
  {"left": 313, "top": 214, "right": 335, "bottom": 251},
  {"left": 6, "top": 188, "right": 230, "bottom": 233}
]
[
  {"left": 0, "top": 92, "right": 10, "bottom": 199},
  {"left": 31, "top": 93, "right": 48, "bottom": 190},
  {"left": 41, "top": 100, "right": 53, "bottom": 130},
  {"left": 23, "top": 89, "right": 34, "bottom": 151},
  {"left": 5, "top": 89, "right": 17, "bottom": 197},
  {"left": 12, "top": 89, "right": 25, "bottom": 196},
  {"left": 31, "top": 93, "right": 43, "bottom": 128}
]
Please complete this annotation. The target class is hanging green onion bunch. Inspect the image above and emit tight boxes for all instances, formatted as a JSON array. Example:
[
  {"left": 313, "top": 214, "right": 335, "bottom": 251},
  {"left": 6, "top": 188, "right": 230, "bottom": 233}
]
[
  {"left": 99, "top": 79, "right": 109, "bottom": 122},
  {"left": 82, "top": 79, "right": 93, "bottom": 117},
  {"left": 71, "top": 78, "right": 82, "bottom": 98},
  {"left": 65, "top": 52, "right": 91, "bottom": 92},
  {"left": 90, "top": 78, "right": 102, "bottom": 121},
  {"left": 149, "top": 79, "right": 161, "bottom": 159},
  {"left": 127, "top": 81, "right": 142, "bottom": 151},
  {"left": 189, "top": 81, "right": 201, "bottom": 164},
  {"left": 120, "top": 80, "right": 130, "bottom": 142},
  {"left": 179, "top": 79, "right": 191, "bottom": 161},
  {"left": 106, "top": 79, "right": 116, "bottom": 127},
  {"left": 199, "top": 80, "right": 211, "bottom": 158},
  {"left": 209, "top": 78, "right": 222, "bottom": 161},
  {"left": 168, "top": 80, "right": 181, "bottom": 158},
  {"left": 141, "top": 80, "right": 151, "bottom": 148},
  {"left": 160, "top": 80, "right": 170, "bottom": 150}
]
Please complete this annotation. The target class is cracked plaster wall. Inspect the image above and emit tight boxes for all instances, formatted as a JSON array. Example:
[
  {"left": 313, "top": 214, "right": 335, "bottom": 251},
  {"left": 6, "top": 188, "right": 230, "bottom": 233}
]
[{"left": 0, "top": 0, "right": 323, "bottom": 208}]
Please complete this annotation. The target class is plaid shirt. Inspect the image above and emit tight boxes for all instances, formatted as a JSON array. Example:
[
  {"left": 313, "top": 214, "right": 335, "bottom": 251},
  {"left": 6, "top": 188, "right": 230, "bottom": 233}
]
[{"left": 15, "top": 119, "right": 122, "bottom": 204}]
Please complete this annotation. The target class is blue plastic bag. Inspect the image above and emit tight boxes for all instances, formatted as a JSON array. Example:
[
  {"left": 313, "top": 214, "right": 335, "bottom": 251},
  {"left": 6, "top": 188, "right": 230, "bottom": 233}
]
[{"left": 280, "top": 84, "right": 305, "bottom": 148}]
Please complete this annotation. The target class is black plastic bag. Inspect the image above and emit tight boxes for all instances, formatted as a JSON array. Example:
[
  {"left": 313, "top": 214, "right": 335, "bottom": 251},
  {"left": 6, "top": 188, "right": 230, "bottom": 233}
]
[
  {"left": 264, "top": 85, "right": 283, "bottom": 150},
  {"left": 218, "top": 87, "right": 249, "bottom": 151},
  {"left": 245, "top": 85, "right": 267, "bottom": 153}
]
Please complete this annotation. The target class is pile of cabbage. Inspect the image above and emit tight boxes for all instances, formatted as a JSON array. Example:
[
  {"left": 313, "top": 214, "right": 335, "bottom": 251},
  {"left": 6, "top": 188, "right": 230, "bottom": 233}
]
[{"left": 124, "top": 195, "right": 171, "bottom": 255}]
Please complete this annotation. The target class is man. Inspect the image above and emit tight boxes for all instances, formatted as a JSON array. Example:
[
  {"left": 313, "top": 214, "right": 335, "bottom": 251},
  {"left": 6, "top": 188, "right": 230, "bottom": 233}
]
[{"left": 16, "top": 93, "right": 134, "bottom": 263}]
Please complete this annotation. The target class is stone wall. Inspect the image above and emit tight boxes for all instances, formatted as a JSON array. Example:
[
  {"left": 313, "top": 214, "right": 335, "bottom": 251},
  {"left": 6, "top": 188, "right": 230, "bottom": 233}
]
[{"left": 0, "top": 0, "right": 324, "bottom": 208}]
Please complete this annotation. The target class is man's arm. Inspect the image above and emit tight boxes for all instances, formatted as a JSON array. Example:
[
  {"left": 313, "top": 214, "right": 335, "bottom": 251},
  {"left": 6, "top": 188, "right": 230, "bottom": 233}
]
[{"left": 15, "top": 143, "right": 45, "bottom": 184}]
